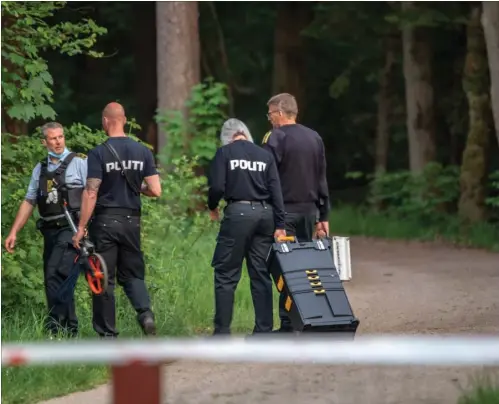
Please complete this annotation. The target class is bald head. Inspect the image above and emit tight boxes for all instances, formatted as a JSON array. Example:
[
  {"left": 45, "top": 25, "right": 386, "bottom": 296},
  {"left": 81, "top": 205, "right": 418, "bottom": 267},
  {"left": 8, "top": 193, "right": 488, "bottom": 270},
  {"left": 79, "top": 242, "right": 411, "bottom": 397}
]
[
  {"left": 103, "top": 102, "right": 125, "bottom": 119},
  {"left": 102, "top": 102, "right": 127, "bottom": 135}
]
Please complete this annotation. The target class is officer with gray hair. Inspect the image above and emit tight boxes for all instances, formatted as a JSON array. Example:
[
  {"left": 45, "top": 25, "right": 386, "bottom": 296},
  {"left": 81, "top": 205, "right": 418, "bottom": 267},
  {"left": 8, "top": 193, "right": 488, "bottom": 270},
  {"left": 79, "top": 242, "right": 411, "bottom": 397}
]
[
  {"left": 219, "top": 118, "right": 254, "bottom": 145},
  {"left": 208, "top": 118, "right": 286, "bottom": 336}
]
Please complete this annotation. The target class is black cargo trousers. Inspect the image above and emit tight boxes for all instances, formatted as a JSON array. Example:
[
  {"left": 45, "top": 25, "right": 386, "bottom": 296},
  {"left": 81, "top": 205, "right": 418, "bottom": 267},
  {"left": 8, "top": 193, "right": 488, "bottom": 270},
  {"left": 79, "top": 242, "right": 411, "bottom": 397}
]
[
  {"left": 211, "top": 201, "right": 275, "bottom": 335},
  {"left": 277, "top": 205, "right": 318, "bottom": 332},
  {"left": 88, "top": 208, "right": 154, "bottom": 338},
  {"left": 39, "top": 220, "right": 79, "bottom": 337}
]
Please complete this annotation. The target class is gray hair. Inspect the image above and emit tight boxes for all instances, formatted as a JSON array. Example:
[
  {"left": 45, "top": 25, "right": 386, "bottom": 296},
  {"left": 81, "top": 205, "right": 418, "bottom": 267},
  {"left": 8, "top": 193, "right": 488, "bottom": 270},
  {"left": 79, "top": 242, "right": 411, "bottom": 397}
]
[
  {"left": 40, "top": 122, "right": 63, "bottom": 138},
  {"left": 267, "top": 93, "right": 298, "bottom": 118},
  {"left": 220, "top": 118, "right": 253, "bottom": 146}
]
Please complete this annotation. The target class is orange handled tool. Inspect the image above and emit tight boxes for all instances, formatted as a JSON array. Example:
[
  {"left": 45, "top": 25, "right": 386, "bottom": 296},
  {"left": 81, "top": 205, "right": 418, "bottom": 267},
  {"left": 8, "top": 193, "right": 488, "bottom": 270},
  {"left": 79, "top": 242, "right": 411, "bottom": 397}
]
[{"left": 62, "top": 198, "right": 109, "bottom": 296}]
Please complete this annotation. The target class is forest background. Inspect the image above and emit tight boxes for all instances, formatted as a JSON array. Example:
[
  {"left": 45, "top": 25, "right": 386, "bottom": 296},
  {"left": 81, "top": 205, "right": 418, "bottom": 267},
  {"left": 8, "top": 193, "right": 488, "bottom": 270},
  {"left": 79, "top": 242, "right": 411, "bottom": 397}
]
[{"left": 1, "top": 2, "right": 499, "bottom": 403}]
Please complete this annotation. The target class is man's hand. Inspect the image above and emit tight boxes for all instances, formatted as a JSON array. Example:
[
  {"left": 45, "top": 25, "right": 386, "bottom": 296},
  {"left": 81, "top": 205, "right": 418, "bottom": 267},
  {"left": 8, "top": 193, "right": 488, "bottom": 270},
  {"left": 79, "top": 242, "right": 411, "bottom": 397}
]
[
  {"left": 314, "top": 221, "right": 330, "bottom": 238},
  {"left": 209, "top": 208, "right": 220, "bottom": 221},
  {"left": 315, "top": 229, "right": 327, "bottom": 239},
  {"left": 72, "top": 227, "right": 86, "bottom": 249},
  {"left": 274, "top": 228, "right": 286, "bottom": 240},
  {"left": 4, "top": 233, "right": 17, "bottom": 253}
]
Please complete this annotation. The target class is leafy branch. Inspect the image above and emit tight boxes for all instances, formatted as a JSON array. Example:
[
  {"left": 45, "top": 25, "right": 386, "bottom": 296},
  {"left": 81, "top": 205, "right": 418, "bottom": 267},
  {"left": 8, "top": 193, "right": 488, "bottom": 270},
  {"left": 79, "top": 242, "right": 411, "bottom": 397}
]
[{"left": 1, "top": 1, "right": 107, "bottom": 123}]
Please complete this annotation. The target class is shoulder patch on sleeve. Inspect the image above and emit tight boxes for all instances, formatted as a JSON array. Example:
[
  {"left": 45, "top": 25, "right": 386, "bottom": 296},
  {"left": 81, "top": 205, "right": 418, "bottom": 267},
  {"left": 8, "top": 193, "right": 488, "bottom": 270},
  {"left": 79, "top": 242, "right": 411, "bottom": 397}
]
[
  {"left": 76, "top": 152, "right": 87, "bottom": 159},
  {"left": 262, "top": 131, "right": 272, "bottom": 145}
]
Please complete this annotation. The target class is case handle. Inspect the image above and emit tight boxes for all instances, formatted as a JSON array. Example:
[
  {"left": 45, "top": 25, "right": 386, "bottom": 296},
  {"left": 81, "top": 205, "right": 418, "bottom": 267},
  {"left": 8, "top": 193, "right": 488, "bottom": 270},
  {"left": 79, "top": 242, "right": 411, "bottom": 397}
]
[{"left": 276, "top": 236, "right": 296, "bottom": 243}]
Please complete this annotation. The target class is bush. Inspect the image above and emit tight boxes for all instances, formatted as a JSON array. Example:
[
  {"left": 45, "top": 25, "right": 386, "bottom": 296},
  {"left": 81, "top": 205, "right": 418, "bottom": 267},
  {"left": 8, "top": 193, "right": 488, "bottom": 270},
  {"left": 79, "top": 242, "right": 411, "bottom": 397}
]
[
  {"left": 1, "top": 77, "right": 229, "bottom": 314},
  {"left": 0, "top": 82, "right": 237, "bottom": 403},
  {"left": 155, "top": 78, "right": 229, "bottom": 167},
  {"left": 485, "top": 170, "right": 499, "bottom": 213},
  {"left": 347, "top": 163, "right": 499, "bottom": 226},
  {"left": 342, "top": 162, "right": 499, "bottom": 250},
  {"left": 368, "top": 163, "right": 461, "bottom": 223},
  {"left": 457, "top": 374, "right": 499, "bottom": 404}
]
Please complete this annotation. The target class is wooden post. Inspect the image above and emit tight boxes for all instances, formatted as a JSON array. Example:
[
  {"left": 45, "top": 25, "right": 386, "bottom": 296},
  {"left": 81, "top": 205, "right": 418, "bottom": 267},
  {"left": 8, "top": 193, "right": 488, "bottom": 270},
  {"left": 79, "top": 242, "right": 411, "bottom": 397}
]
[{"left": 112, "top": 361, "right": 162, "bottom": 404}]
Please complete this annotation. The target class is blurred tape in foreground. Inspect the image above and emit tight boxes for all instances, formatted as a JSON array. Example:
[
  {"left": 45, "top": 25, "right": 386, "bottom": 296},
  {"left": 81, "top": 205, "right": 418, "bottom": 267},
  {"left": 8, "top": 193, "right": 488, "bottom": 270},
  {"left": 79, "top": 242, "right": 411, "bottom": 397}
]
[{"left": 3, "top": 334, "right": 499, "bottom": 367}]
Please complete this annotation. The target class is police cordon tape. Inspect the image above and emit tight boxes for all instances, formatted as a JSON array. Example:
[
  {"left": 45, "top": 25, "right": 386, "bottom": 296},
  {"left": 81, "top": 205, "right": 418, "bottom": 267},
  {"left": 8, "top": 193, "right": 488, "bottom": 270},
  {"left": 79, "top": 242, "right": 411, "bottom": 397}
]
[{"left": 3, "top": 335, "right": 499, "bottom": 367}]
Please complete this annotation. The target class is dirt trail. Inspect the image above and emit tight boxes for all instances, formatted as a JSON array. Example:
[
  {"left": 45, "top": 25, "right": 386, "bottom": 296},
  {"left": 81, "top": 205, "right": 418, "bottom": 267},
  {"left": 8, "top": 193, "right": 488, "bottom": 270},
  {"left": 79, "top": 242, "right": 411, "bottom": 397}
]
[{"left": 40, "top": 237, "right": 499, "bottom": 404}]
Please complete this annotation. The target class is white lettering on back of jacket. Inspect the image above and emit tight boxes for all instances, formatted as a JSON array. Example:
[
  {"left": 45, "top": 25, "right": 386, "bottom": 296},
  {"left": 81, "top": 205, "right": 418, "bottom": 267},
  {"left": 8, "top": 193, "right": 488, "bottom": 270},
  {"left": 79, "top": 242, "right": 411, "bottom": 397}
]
[
  {"left": 105, "top": 161, "right": 144, "bottom": 173},
  {"left": 229, "top": 160, "right": 266, "bottom": 172}
]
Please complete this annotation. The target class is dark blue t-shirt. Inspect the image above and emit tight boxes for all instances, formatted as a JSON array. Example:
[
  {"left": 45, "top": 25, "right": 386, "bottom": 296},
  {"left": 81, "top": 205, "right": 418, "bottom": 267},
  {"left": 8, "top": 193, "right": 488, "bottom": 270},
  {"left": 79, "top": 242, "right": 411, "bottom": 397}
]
[{"left": 87, "top": 137, "right": 157, "bottom": 210}]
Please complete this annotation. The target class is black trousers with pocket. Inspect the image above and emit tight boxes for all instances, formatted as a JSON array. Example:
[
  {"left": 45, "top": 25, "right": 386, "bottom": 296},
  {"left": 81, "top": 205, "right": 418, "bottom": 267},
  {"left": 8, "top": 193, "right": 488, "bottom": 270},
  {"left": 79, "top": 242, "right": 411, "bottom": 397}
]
[
  {"left": 40, "top": 224, "right": 79, "bottom": 337},
  {"left": 278, "top": 208, "right": 317, "bottom": 331},
  {"left": 211, "top": 201, "right": 275, "bottom": 335},
  {"left": 88, "top": 211, "right": 153, "bottom": 338}
]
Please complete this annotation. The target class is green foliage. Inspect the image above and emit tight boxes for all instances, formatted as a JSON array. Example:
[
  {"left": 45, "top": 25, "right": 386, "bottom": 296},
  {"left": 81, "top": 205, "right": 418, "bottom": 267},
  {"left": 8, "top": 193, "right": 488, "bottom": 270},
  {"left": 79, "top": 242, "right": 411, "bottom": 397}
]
[
  {"left": 1, "top": 1, "right": 107, "bottom": 122},
  {"left": 347, "top": 163, "right": 499, "bottom": 227},
  {"left": 141, "top": 156, "right": 211, "bottom": 249},
  {"left": 457, "top": 374, "right": 499, "bottom": 404},
  {"left": 385, "top": 2, "right": 468, "bottom": 29},
  {"left": 485, "top": 171, "right": 499, "bottom": 209},
  {"left": 155, "top": 78, "right": 229, "bottom": 166},
  {"left": 0, "top": 107, "right": 218, "bottom": 313},
  {"left": 0, "top": 121, "right": 144, "bottom": 311},
  {"left": 330, "top": 204, "right": 499, "bottom": 251},
  {"left": 1, "top": 124, "right": 107, "bottom": 310},
  {"left": 364, "top": 163, "right": 460, "bottom": 222}
]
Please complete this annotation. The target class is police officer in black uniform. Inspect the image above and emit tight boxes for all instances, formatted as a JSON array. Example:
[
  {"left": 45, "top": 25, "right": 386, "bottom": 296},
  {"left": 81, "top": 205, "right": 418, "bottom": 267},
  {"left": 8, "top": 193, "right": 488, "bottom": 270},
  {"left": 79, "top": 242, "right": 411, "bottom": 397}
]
[
  {"left": 72, "top": 102, "right": 162, "bottom": 338},
  {"left": 5, "top": 122, "right": 87, "bottom": 338},
  {"left": 208, "top": 118, "right": 286, "bottom": 336},
  {"left": 262, "top": 93, "right": 331, "bottom": 333}
]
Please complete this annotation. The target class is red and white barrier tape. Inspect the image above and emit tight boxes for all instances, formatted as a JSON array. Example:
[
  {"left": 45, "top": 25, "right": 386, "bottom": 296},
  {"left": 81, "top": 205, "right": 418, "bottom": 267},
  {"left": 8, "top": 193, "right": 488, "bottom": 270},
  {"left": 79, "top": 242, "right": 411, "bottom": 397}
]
[{"left": 3, "top": 335, "right": 499, "bottom": 367}]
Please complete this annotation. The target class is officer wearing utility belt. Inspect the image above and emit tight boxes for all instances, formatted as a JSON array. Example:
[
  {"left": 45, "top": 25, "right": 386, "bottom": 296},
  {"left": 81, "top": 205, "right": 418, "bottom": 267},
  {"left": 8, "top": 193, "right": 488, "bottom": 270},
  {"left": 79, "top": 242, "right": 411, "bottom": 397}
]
[
  {"left": 72, "top": 102, "right": 161, "bottom": 338},
  {"left": 208, "top": 118, "right": 286, "bottom": 336},
  {"left": 4, "top": 122, "right": 87, "bottom": 338}
]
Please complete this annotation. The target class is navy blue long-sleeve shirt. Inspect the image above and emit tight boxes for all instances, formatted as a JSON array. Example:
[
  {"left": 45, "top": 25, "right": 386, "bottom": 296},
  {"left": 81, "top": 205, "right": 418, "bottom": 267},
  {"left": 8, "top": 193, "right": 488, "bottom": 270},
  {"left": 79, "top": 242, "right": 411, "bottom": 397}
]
[
  {"left": 262, "top": 123, "right": 330, "bottom": 221},
  {"left": 207, "top": 139, "right": 286, "bottom": 229}
]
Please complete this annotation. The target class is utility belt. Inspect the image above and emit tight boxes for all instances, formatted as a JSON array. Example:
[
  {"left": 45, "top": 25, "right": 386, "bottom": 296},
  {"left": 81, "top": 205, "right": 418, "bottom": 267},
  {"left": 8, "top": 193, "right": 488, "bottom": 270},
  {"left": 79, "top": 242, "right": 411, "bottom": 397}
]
[
  {"left": 94, "top": 207, "right": 141, "bottom": 217},
  {"left": 226, "top": 200, "right": 271, "bottom": 209},
  {"left": 283, "top": 201, "right": 317, "bottom": 214},
  {"left": 36, "top": 212, "right": 77, "bottom": 231}
]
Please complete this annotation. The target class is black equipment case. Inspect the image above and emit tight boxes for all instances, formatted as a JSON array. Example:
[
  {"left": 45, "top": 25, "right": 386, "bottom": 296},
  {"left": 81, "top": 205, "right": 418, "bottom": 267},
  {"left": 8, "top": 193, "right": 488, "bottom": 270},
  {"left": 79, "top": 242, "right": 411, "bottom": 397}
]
[{"left": 266, "top": 236, "right": 359, "bottom": 338}]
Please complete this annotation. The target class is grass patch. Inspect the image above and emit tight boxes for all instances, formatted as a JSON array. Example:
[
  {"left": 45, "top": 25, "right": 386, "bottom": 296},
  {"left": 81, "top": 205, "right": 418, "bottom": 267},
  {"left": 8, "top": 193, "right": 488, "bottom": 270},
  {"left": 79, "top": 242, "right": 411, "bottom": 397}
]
[
  {"left": 458, "top": 386, "right": 499, "bottom": 404},
  {"left": 457, "top": 374, "right": 499, "bottom": 404},
  {"left": 330, "top": 205, "right": 499, "bottom": 251},
  {"left": 3, "top": 205, "right": 498, "bottom": 404},
  {"left": 1, "top": 223, "right": 282, "bottom": 404}
]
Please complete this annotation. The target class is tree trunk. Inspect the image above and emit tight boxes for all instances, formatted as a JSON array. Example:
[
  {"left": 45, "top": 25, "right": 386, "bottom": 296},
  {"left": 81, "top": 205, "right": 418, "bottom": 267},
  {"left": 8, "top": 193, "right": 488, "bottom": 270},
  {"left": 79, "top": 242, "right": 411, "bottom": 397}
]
[
  {"left": 375, "top": 35, "right": 397, "bottom": 174},
  {"left": 481, "top": 1, "right": 499, "bottom": 147},
  {"left": 401, "top": 1, "right": 437, "bottom": 173},
  {"left": 1, "top": 109, "right": 27, "bottom": 136},
  {"left": 458, "top": 4, "right": 492, "bottom": 224},
  {"left": 134, "top": 2, "right": 157, "bottom": 145},
  {"left": 206, "top": 1, "right": 235, "bottom": 116},
  {"left": 156, "top": 1, "right": 201, "bottom": 156},
  {"left": 272, "top": 2, "right": 313, "bottom": 117}
]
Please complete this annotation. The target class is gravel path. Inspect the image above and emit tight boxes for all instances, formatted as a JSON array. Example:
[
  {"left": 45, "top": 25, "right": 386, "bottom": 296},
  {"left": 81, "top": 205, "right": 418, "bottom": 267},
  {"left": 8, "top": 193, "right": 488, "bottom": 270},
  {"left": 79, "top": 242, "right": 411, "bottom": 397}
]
[{"left": 39, "top": 237, "right": 499, "bottom": 404}]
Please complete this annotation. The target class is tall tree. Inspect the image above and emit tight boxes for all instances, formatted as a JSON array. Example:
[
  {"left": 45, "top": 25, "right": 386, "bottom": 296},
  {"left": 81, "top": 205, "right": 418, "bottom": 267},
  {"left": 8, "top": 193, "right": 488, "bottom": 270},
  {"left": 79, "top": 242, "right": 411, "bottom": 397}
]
[
  {"left": 156, "top": 1, "right": 201, "bottom": 155},
  {"left": 481, "top": 1, "right": 499, "bottom": 147},
  {"left": 458, "top": 4, "right": 492, "bottom": 224},
  {"left": 272, "top": 2, "right": 313, "bottom": 113},
  {"left": 401, "top": 1, "right": 437, "bottom": 173},
  {"left": 133, "top": 2, "right": 157, "bottom": 144},
  {"left": 375, "top": 33, "right": 398, "bottom": 174}
]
